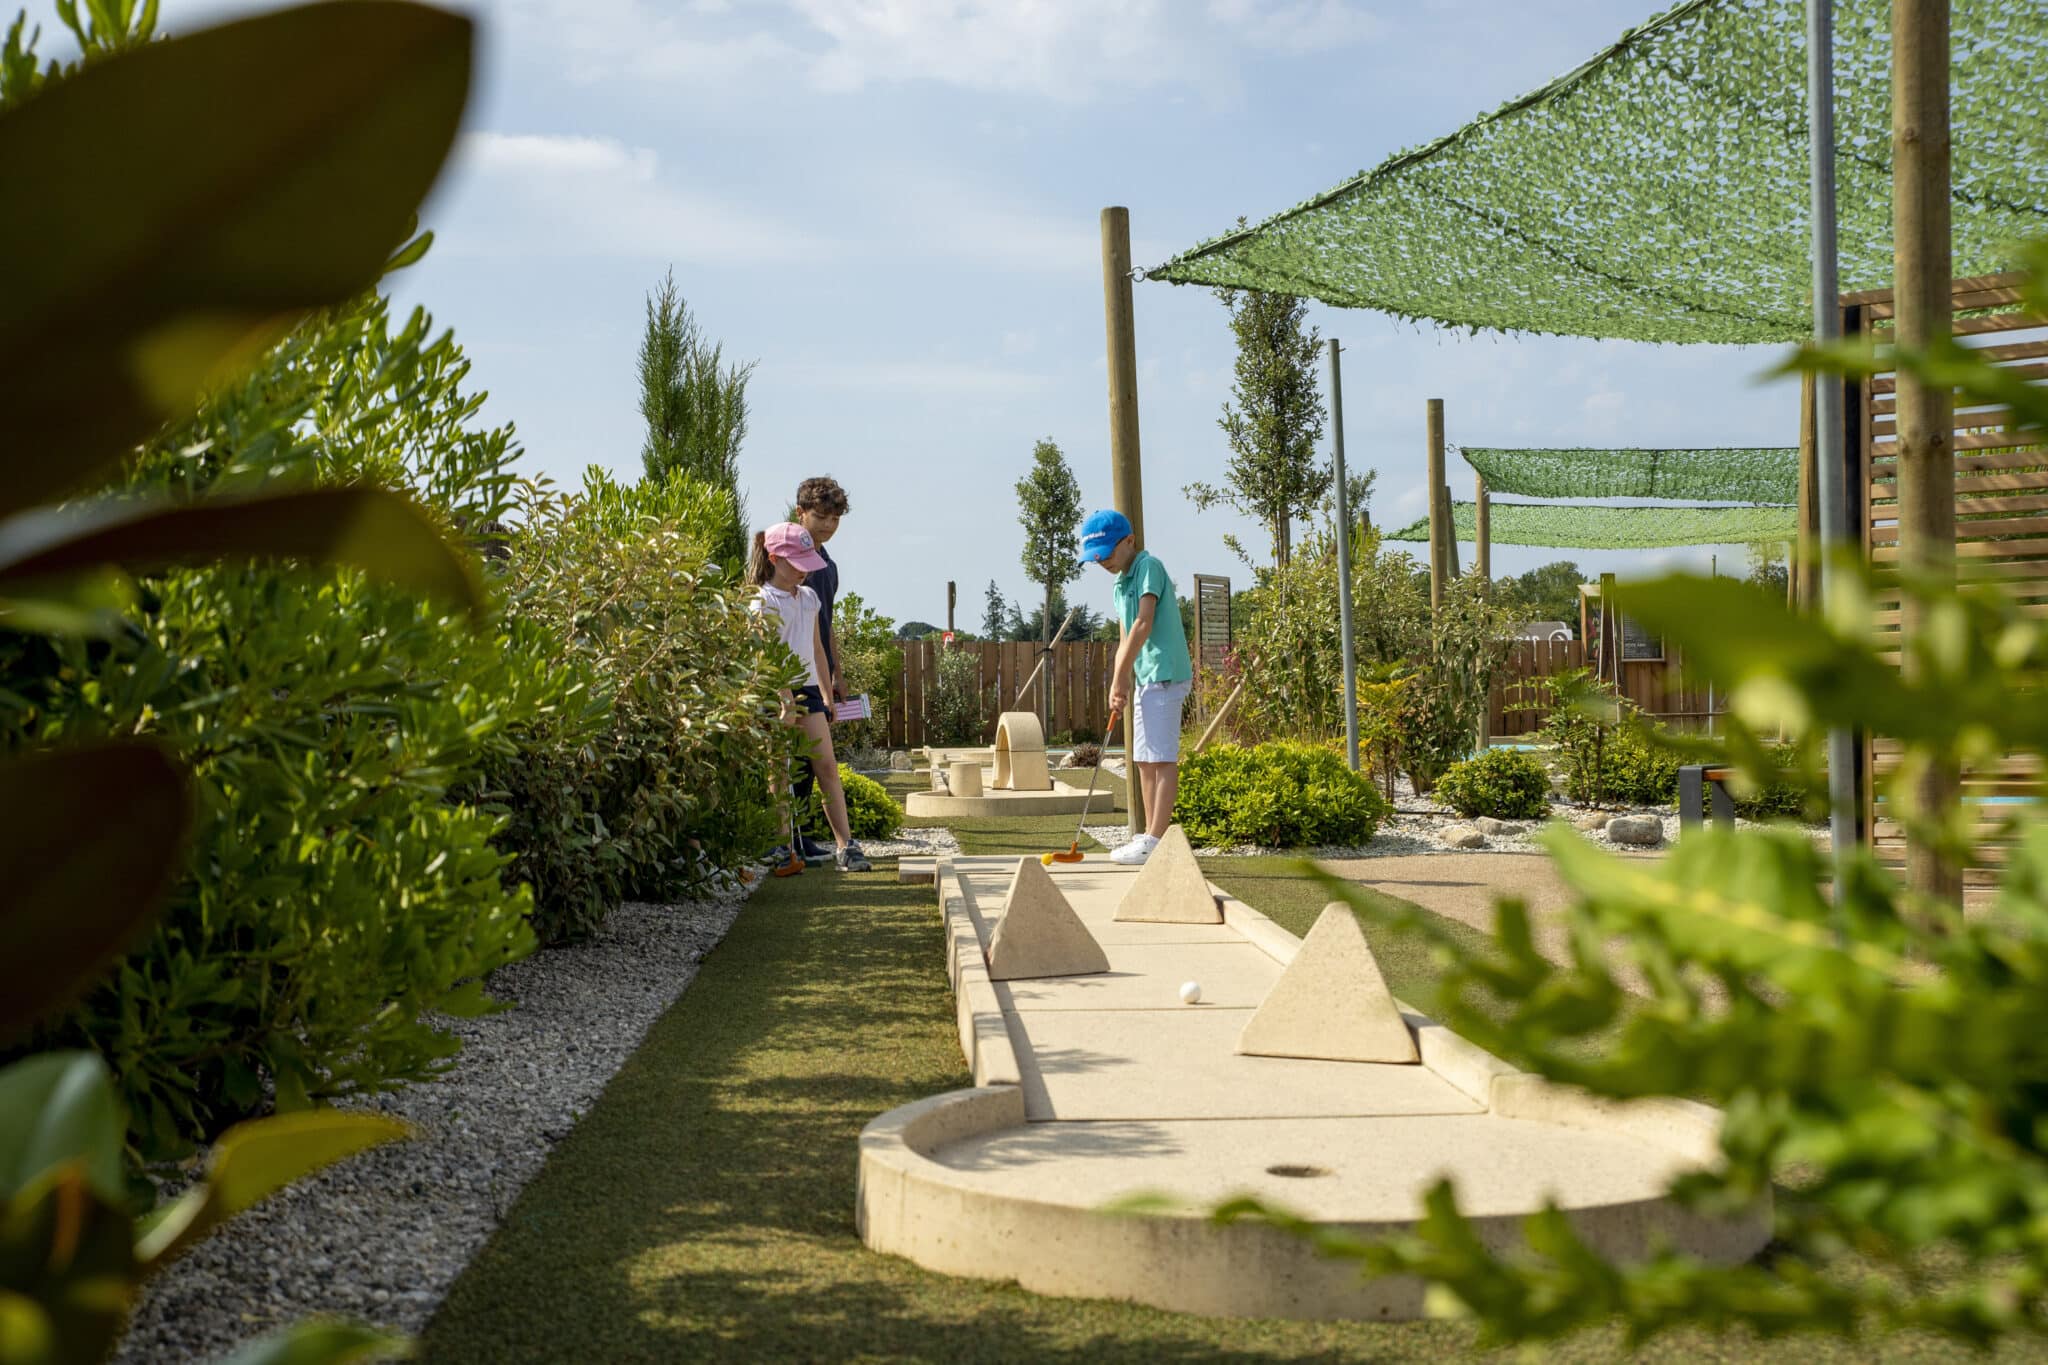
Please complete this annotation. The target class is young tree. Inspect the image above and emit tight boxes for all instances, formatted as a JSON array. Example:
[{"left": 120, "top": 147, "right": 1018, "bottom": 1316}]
[
  {"left": 1496, "top": 560, "right": 1585, "bottom": 632},
  {"left": 982, "top": 580, "right": 1007, "bottom": 638},
  {"left": 1747, "top": 541, "right": 1791, "bottom": 599},
  {"left": 637, "top": 268, "right": 753, "bottom": 568},
  {"left": 1186, "top": 288, "right": 1330, "bottom": 568},
  {"left": 1014, "top": 438, "right": 1084, "bottom": 646}
]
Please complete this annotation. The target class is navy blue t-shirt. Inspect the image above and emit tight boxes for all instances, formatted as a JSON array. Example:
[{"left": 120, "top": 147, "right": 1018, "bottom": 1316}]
[{"left": 805, "top": 544, "right": 839, "bottom": 682}]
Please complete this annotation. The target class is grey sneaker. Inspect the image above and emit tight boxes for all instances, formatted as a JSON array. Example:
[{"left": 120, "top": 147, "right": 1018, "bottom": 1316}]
[{"left": 835, "top": 840, "right": 873, "bottom": 873}]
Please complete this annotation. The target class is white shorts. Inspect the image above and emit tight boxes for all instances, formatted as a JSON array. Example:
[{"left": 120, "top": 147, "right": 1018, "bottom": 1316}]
[{"left": 1131, "top": 680, "right": 1191, "bottom": 764}]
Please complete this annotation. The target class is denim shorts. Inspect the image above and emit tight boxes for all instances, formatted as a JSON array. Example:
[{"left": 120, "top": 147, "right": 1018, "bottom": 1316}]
[
  {"left": 1131, "top": 680, "right": 1191, "bottom": 764},
  {"left": 792, "top": 684, "right": 829, "bottom": 717}
]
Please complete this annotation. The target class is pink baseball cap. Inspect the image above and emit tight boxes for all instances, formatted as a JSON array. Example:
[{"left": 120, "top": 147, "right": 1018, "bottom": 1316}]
[{"left": 764, "top": 522, "right": 827, "bottom": 572}]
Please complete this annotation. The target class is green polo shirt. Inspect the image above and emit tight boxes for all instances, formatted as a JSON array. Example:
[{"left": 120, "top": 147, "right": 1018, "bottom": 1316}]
[{"left": 1113, "top": 549, "right": 1193, "bottom": 686}]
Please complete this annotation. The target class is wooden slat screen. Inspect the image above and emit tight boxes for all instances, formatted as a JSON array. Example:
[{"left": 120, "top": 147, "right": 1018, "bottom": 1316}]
[{"left": 1852, "top": 270, "right": 2046, "bottom": 882}]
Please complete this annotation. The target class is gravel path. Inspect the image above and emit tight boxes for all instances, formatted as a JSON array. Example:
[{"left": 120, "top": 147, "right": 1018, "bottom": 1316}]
[{"left": 114, "top": 877, "right": 757, "bottom": 1363}]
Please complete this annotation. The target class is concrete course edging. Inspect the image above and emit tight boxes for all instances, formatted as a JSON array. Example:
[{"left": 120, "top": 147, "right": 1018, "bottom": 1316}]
[{"left": 854, "top": 855, "right": 1771, "bottom": 1320}]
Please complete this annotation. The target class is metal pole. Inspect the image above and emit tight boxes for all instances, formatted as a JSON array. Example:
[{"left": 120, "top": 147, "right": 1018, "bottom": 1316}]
[
  {"left": 1327, "top": 340, "right": 1360, "bottom": 772},
  {"left": 1101, "top": 206, "right": 1146, "bottom": 839},
  {"left": 1426, "top": 399, "right": 1446, "bottom": 614},
  {"left": 1808, "top": 0, "right": 1857, "bottom": 889}
]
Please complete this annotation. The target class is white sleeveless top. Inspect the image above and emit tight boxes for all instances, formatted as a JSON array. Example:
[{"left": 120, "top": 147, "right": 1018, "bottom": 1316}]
[{"left": 752, "top": 584, "right": 823, "bottom": 689}]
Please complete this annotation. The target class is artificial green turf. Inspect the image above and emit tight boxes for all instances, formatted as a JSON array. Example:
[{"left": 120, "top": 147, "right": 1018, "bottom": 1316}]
[{"left": 423, "top": 839, "right": 2038, "bottom": 1363}]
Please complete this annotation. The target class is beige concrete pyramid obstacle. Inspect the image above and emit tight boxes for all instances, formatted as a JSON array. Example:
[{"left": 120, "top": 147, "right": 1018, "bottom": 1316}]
[
  {"left": 992, "top": 711, "right": 1052, "bottom": 791},
  {"left": 1114, "top": 825, "right": 1223, "bottom": 924},
  {"left": 1237, "top": 902, "right": 1418, "bottom": 1064},
  {"left": 987, "top": 857, "right": 1111, "bottom": 981}
]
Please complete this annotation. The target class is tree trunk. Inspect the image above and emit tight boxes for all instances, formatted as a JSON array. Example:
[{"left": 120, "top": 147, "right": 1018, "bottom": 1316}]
[{"left": 1893, "top": 0, "right": 1959, "bottom": 904}]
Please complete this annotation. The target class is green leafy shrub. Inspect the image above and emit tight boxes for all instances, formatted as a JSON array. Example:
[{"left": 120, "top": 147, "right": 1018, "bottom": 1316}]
[
  {"left": 1600, "top": 724, "right": 1682, "bottom": 806},
  {"left": 486, "top": 469, "right": 802, "bottom": 944},
  {"left": 1727, "top": 742, "right": 1817, "bottom": 820},
  {"left": 1176, "top": 741, "right": 1391, "bottom": 848},
  {"left": 1236, "top": 529, "right": 1428, "bottom": 744},
  {"left": 1397, "top": 575, "right": 1515, "bottom": 794},
  {"left": 830, "top": 590, "right": 902, "bottom": 754},
  {"left": 1434, "top": 748, "right": 1552, "bottom": 819},
  {"left": 838, "top": 766, "right": 902, "bottom": 840},
  {"left": 924, "top": 642, "right": 990, "bottom": 746},
  {"left": 3, "top": 289, "right": 545, "bottom": 1154},
  {"left": 0, "top": 2, "right": 499, "bottom": 1358},
  {"left": 1534, "top": 668, "right": 1679, "bottom": 807}
]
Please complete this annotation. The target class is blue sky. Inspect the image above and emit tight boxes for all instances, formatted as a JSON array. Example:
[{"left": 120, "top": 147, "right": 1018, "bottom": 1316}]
[{"left": 195, "top": 0, "right": 1803, "bottom": 627}]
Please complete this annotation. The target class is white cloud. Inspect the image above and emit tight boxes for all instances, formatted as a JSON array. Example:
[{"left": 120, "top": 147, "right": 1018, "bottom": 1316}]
[
  {"left": 443, "top": 131, "right": 829, "bottom": 264},
  {"left": 499, "top": 0, "right": 1385, "bottom": 102},
  {"left": 778, "top": 358, "right": 1053, "bottom": 397},
  {"left": 1206, "top": 0, "right": 1383, "bottom": 56}
]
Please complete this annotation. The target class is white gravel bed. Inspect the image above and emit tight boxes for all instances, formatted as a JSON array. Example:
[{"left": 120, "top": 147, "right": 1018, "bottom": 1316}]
[
  {"left": 1086, "top": 767, "right": 1820, "bottom": 860},
  {"left": 860, "top": 824, "right": 960, "bottom": 859},
  {"left": 113, "top": 875, "right": 758, "bottom": 1363}
]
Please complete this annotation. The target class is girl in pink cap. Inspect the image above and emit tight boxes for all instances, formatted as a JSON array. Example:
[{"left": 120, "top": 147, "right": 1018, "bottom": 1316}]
[{"left": 749, "top": 522, "right": 871, "bottom": 873}]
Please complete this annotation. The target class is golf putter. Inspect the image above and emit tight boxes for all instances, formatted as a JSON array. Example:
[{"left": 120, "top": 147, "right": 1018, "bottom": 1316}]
[{"left": 1043, "top": 704, "right": 1119, "bottom": 865}]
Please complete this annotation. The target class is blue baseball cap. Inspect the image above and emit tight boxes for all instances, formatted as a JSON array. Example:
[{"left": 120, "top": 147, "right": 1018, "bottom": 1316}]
[{"left": 1080, "top": 508, "right": 1132, "bottom": 563}]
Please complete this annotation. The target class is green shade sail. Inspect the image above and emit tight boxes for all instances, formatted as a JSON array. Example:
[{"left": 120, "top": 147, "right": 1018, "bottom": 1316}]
[
  {"left": 1387, "top": 501, "right": 1798, "bottom": 549},
  {"left": 1147, "top": 0, "right": 2048, "bottom": 344},
  {"left": 1461, "top": 446, "right": 1797, "bottom": 504}
]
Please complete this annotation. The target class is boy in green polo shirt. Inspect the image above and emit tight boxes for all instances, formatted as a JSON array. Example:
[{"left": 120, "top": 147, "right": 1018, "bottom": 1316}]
[{"left": 1080, "top": 509, "right": 1193, "bottom": 866}]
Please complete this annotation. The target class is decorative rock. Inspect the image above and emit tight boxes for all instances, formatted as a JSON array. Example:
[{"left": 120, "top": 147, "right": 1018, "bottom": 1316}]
[
  {"left": 1605, "top": 814, "right": 1665, "bottom": 846},
  {"left": 889, "top": 750, "right": 913, "bottom": 771},
  {"left": 1237, "top": 903, "right": 1419, "bottom": 1063},
  {"left": 1573, "top": 813, "right": 1612, "bottom": 832},
  {"left": 1472, "top": 817, "right": 1521, "bottom": 837},
  {"left": 1441, "top": 825, "right": 1489, "bottom": 850}
]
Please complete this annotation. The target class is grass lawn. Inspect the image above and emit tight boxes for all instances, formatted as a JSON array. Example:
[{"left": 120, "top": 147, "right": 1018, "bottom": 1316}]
[{"left": 422, "top": 820, "right": 2036, "bottom": 1363}]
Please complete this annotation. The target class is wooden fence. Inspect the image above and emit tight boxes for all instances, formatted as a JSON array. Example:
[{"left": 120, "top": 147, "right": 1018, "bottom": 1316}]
[
  {"left": 1488, "top": 639, "right": 1722, "bottom": 738},
  {"left": 887, "top": 640, "right": 1121, "bottom": 748},
  {"left": 883, "top": 637, "right": 1719, "bottom": 748}
]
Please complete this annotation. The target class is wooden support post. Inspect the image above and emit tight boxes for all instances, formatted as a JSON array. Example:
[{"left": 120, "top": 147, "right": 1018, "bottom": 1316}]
[
  {"left": 1796, "top": 372, "right": 1821, "bottom": 610},
  {"left": 1598, "top": 572, "right": 1621, "bottom": 689},
  {"left": 1102, "top": 206, "right": 1146, "bottom": 837},
  {"left": 1193, "top": 677, "right": 1246, "bottom": 756},
  {"left": 1426, "top": 399, "right": 1446, "bottom": 614},
  {"left": 946, "top": 580, "right": 956, "bottom": 634},
  {"left": 1475, "top": 474, "right": 1491, "bottom": 591},
  {"left": 1892, "top": 0, "right": 1958, "bottom": 903}
]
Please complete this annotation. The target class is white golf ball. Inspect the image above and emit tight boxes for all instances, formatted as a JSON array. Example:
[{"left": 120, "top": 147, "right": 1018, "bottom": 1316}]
[{"left": 1179, "top": 980, "right": 1202, "bottom": 1005}]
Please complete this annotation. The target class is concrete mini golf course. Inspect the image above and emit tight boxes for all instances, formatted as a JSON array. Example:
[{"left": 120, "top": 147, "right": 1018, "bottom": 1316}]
[{"left": 858, "top": 853, "right": 1769, "bottom": 1321}]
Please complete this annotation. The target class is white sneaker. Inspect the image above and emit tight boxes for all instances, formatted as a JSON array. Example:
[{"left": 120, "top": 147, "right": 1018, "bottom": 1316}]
[{"left": 1109, "top": 834, "right": 1159, "bottom": 866}]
